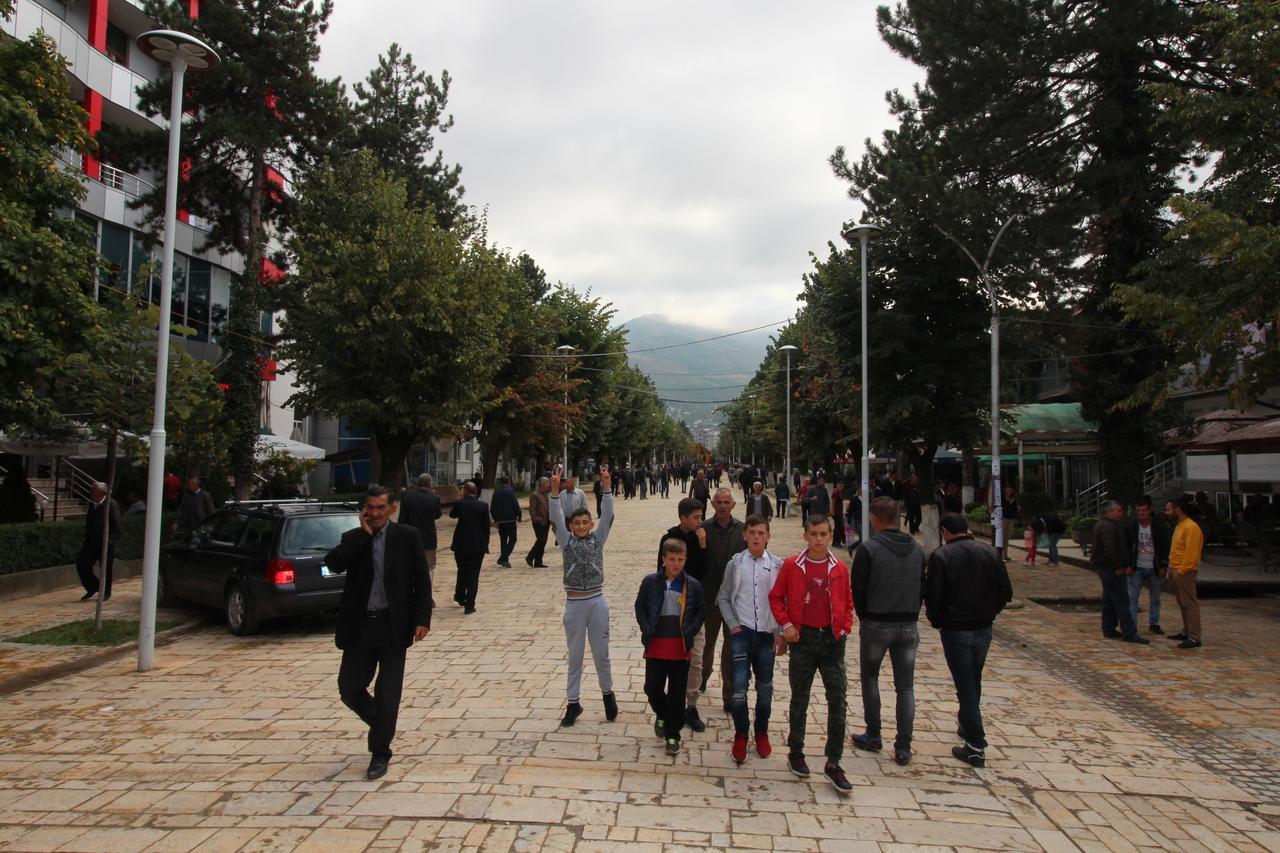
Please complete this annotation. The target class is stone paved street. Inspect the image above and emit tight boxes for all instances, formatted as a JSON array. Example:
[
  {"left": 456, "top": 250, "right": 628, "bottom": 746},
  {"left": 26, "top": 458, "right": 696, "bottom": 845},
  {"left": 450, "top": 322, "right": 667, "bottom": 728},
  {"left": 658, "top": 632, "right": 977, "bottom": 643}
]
[{"left": 0, "top": 493, "right": 1278, "bottom": 851}]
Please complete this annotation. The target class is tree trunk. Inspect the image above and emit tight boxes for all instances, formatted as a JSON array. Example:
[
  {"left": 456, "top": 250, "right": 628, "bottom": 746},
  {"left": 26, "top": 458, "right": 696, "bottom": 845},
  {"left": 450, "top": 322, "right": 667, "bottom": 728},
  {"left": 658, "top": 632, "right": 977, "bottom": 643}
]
[
  {"left": 961, "top": 446, "right": 976, "bottom": 508},
  {"left": 95, "top": 428, "right": 118, "bottom": 630},
  {"left": 912, "top": 442, "right": 942, "bottom": 555},
  {"left": 375, "top": 431, "right": 413, "bottom": 490},
  {"left": 479, "top": 434, "right": 500, "bottom": 490}
]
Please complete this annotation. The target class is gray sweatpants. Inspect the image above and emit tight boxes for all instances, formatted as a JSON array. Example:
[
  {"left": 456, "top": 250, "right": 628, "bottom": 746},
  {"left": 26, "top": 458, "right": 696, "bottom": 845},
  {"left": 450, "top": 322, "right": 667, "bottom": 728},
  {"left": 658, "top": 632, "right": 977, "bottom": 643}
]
[{"left": 564, "top": 595, "right": 613, "bottom": 702}]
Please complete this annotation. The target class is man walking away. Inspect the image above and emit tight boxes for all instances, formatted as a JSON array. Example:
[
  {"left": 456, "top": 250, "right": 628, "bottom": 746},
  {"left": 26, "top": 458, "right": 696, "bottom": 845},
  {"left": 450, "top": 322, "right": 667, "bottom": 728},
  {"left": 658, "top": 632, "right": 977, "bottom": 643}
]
[
  {"left": 526, "top": 477, "right": 551, "bottom": 567},
  {"left": 1091, "top": 501, "right": 1148, "bottom": 644},
  {"left": 77, "top": 482, "right": 121, "bottom": 601},
  {"left": 330, "top": 485, "right": 431, "bottom": 780},
  {"left": 903, "top": 476, "right": 922, "bottom": 535},
  {"left": 716, "top": 515, "right": 782, "bottom": 764},
  {"left": 550, "top": 466, "right": 619, "bottom": 725},
  {"left": 774, "top": 477, "right": 790, "bottom": 518},
  {"left": 768, "top": 514, "right": 855, "bottom": 794},
  {"left": 397, "top": 474, "right": 441, "bottom": 604},
  {"left": 1126, "top": 496, "right": 1170, "bottom": 635},
  {"left": 449, "top": 482, "right": 490, "bottom": 614},
  {"left": 1167, "top": 498, "right": 1205, "bottom": 649},
  {"left": 927, "top": 514, "right": 1012, "bottom": 769},
  {"left": 850, "top": 497, "right": 925, "bottom": 766},
  {"left": 490, "top": 476, "right": 522, "bottom": 568},
  {"left": 1041, "top": 512, "right": 1066, "bottom": 565}
]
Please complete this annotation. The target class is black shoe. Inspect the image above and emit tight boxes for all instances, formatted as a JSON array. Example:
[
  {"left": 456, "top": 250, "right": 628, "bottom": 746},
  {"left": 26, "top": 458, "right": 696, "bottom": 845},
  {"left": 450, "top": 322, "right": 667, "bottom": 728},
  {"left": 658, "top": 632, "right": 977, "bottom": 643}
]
[
  {"left": 80, "top": 591, "right": 95, "bottom": 601},
  {"left": 1122, "top": 635, "right": 1150, "bottom": 644},
  {"left": 823, "top": 762, "right": 853, "bottom": 793},
  {"left": 952, "top": 744, "right": 985, "bottom": 768},
  {"left": 534, "top": 563, "right": 548, "bottom": 568},
  {"left": 684, "top": 707, "right": 706, "bottom": 732},
  {"left": 787, "top": 753, "right": 810, "bottom": 778},
  {"left": 603, "top": 692, "right": 619, "bottom": 722},
  {"left": 894, "top": 747, "right": 911, "bottom": 766},
  {"left": 525, "top": 555, "right": 534, "bottom": 567},
  {"left": 1103, "top": 631, "right": 1122, "bottom": 639},
  {"left": 560, "top": 703, "right": 583, "bottom": 727},
  {"left": 464, "top": 607, "right": 476, "bottom": 614},
  {"left": 654, "top": 717, "right": 665, "bottom": 738},
  {"left": 665, "top": 737, "right": 680, "bottom": 755},
  {"left": 1168, "top": 633, "right": 1188, "bottom": 641},
  {"left": 851, "top": 732, "right": 882, "bottom": 752},
  {"left": 366, "top": 755, "right": 390, "bottom": 780},
  {"left": 1149, "top": 624, "right": 1163, "bottom": 635},
  {"left": 454, "top": 595, "right": 464, "bottom": 606},
  {"left": 1178, "top": 639, "right": 1202, "bottom": 649}
]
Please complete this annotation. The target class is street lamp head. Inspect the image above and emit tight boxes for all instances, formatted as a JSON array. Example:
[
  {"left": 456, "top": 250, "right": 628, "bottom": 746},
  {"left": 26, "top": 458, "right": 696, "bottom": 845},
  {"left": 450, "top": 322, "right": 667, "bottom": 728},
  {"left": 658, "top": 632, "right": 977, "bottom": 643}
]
[
  {"left": 137, "top": 30, "right": 221, "bottom": 70},
  {"left": 841, "top": 222, "right": 884, "bottom": 245},
  {"left": 778, "top": 344, "right": 798, "bottom": 353},
  {"left": 556, "top": 345, "right": 576, "bottom": 356}
]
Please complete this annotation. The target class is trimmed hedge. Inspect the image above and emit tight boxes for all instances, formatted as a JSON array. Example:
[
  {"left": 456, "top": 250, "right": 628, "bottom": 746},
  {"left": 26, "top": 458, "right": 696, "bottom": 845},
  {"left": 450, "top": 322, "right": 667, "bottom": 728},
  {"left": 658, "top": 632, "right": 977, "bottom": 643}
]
[{"left": 0, "top": 511, "right": 166, "bottom": 575}]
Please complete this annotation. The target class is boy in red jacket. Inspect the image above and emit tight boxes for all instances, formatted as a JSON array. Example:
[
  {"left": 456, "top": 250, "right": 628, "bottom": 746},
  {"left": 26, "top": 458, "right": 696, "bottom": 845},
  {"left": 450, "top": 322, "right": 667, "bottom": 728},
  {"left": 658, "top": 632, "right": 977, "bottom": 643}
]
[{"left": 769, "top": 513, "right": 855, "bottom": 793}]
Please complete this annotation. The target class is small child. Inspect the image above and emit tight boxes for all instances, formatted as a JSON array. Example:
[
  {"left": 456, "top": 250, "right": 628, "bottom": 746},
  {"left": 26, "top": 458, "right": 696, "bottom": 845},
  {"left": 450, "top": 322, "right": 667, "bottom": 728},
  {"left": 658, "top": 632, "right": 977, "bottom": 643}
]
[
  {"left": 716, "top": 514, "right": 782, "bottom": 764},
  {"left": 1025, "top": 518, "right": 1043, "bottom": 566},
  {"left": 550, "top": 464, "right": 617, "bottom": 727},
  {"left": 635, "top": 538, "right": 706, "bottom": 755}
]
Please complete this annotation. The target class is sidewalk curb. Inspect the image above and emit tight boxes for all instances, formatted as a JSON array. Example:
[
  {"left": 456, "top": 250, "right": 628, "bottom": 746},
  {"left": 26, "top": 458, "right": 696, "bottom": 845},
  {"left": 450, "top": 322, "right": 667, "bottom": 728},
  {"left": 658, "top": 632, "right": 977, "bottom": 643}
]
[{"left": 0, "top": 620, "right": 209, "bottom": 697}]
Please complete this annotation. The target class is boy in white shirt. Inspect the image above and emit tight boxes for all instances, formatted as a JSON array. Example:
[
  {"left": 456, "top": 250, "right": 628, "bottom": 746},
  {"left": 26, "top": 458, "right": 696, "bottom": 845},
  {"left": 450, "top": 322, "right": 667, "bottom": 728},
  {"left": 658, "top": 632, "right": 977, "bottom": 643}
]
[{"left": 715, "top": 514, "right": 783, "bottom": 764}]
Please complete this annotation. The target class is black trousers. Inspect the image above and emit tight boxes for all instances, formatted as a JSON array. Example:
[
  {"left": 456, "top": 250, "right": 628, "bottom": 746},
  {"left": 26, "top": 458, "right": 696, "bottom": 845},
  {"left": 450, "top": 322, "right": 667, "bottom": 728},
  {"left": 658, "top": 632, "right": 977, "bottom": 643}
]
[
  {"left": 644, "top": 657, "right": 690, "bottom": 740},
  {"left": 1098, "top": 569, "right": 1138, "bottom": 639},
  {"left": 454, "top": 552, "right": 483, "bottom": 608},
  {"left": 338, "top": 612, "right": 407, "bottom": 759},
  {"left": 76, "top": 540, "right": 113, "bottom": 597},
  {"left": 528, "top": 523, "right": 550, "bottom": 565},
  {"left": 497, "top": 522, "right": 517, "bottom": 563}
]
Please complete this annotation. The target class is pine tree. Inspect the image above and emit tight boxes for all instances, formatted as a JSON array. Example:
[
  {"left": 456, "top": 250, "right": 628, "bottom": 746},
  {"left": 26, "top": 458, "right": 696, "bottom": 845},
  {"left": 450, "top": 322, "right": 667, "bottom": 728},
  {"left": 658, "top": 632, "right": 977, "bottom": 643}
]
[{"left": 352, "top": 43, "right": 464, "bottom": 230}]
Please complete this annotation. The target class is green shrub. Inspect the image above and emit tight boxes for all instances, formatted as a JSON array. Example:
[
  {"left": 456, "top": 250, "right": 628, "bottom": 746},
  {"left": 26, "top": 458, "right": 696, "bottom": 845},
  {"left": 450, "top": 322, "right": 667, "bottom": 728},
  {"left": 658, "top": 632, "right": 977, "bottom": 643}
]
[
  {"left": 967, "top": 505, "right": 991, "bottom": 524},
  {"left": 0, "top": 511, "right": 169, "bottom": 575}
]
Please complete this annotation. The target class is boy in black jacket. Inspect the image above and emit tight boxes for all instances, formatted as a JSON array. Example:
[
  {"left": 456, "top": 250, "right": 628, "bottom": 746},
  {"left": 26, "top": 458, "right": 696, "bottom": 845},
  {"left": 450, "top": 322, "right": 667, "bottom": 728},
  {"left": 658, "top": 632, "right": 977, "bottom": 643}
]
[
  {"left": 636, "top": 538, "right": 706, "bottom": 755},
  {"left": 926, "top": 514, "right": 1012, "bottom": 769}
]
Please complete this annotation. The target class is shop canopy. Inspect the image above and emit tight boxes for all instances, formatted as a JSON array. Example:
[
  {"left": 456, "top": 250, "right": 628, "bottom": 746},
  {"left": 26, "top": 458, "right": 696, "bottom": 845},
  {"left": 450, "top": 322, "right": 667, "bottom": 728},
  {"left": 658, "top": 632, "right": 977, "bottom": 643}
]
[
  {"left": 1001, "top": 403, "right": 1096, "bottom": 440},
  {"left": 979, "top": 453, "right": 1048, "bottom": 463}
]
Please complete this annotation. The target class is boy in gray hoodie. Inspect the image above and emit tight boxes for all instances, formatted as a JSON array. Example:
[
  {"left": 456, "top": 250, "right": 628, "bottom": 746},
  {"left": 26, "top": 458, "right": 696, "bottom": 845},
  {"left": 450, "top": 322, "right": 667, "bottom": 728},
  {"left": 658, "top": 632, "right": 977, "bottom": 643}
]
[
  {"left": 849, "top": 496, "right": 925, "bottom": 765},
  {"left": 550, "top": 465, "right": 617, "bottom": 727}
]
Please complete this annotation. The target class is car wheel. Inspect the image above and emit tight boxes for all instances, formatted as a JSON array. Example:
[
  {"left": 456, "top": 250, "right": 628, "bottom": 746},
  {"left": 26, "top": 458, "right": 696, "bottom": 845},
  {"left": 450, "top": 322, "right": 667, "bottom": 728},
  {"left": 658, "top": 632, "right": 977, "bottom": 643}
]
[{"left": 225, "top": 581, "right": 261, "bottom": 636}]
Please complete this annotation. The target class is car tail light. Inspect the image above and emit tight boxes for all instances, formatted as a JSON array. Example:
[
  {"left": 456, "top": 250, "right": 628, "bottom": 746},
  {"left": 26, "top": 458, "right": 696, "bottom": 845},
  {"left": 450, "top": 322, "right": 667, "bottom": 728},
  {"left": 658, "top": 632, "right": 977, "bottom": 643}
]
[{"left": 267, "top": 559, "right": 295, "bottom": 585}]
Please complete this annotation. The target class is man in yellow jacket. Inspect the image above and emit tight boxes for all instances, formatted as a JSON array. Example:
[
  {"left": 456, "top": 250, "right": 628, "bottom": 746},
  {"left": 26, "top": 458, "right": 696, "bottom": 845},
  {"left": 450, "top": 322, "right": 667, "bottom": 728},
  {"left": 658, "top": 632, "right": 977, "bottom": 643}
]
[{"left": 1166, "top": 498, "right": 1205, "bottom": 649}]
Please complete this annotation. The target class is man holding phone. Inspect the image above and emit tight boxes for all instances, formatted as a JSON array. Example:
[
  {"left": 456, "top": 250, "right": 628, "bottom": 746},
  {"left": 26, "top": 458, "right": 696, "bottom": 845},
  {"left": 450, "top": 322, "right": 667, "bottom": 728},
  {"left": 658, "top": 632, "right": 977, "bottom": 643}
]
[{"left": 329, "top": 484, "right": 432, "bottom": 781}]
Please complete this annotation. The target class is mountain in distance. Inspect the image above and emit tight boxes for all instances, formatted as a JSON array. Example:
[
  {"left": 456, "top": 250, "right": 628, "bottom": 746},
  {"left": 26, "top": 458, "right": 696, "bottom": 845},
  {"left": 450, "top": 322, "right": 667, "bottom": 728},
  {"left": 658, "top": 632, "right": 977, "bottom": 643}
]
[{"left": 621, "top": 314, "right": 778, "bottom": 443}]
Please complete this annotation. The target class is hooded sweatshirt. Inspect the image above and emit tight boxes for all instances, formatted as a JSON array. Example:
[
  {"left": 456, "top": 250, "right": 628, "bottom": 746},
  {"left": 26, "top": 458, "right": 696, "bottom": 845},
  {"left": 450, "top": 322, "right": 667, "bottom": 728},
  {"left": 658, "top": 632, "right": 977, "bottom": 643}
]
[{"left": 850, "top": 529, "right": 925, "bottom": 622}]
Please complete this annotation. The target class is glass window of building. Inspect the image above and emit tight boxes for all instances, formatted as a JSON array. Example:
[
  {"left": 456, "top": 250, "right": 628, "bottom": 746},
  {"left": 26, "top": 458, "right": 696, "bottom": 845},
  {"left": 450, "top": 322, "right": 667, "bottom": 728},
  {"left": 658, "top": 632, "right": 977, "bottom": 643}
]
[
  {"left": 131, "top": 232, "right": 154, "bottom": 301},
  {"left": 187, "top": 258, "right": 211, "bottom": 342},
  {"left": 99, "top": 222, "right": 131, "bottom": 301},
  {"left": 170, "top": 252, "right": 188, "bottom": 331},
  {"left": 104, "top": 22, "right": 129, "bottom": 65}
]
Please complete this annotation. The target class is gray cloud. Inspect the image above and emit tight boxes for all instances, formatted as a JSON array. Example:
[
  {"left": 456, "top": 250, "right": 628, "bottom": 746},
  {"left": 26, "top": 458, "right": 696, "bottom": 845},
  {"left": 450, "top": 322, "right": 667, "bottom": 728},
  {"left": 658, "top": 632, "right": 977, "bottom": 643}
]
[{"left": 316, "top": 0, "right": 922, "bottom": 333}]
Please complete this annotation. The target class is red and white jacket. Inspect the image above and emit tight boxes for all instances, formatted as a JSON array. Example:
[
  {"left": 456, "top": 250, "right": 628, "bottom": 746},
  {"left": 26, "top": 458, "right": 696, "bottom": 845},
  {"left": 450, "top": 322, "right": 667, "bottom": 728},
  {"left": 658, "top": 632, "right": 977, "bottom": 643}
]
[{"left": 768, "top": 549, "right": 855, "bottom": 640}]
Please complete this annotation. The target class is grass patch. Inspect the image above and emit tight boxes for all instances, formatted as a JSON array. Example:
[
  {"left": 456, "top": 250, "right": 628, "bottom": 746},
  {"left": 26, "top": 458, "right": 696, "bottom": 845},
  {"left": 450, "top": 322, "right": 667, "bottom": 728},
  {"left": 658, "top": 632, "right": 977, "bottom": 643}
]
[{"left": 6, "top": 619, "right": 179, "bottom": 647}]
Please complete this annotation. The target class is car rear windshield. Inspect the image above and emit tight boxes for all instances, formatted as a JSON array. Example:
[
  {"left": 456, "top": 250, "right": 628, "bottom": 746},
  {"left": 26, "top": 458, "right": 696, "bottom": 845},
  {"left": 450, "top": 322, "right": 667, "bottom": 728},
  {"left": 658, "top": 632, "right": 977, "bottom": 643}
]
[{"left": 281, "top": 514, "right": 358, "bottom": 554}]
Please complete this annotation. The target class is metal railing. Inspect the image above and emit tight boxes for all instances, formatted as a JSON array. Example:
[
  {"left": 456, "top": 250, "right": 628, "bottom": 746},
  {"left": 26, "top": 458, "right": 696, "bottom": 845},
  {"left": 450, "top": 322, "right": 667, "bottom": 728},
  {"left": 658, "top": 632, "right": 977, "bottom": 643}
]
[
  {"left": 1076, "top": 478, "right": 1108, "bottom": 517},
  {"left": 99, "top": 163, "right": 155, "bottom": 199},
  {"left": 61, "top": 457, "right": 98, "bottom": 505},
  {"left": 1143, "top": 453, "right": 1184, "bottom": 495}
]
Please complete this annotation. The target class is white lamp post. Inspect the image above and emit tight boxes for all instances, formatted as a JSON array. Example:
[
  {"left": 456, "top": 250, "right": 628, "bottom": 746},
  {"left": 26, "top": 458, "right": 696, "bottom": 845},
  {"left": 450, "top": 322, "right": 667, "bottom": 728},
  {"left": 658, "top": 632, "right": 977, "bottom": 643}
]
[
  {"left": 557, "top": 345, "right": 575, "bottom": 475},
  {"left": 842, "top": 222, "right": 883, "bottom": 544},
  {"left": 778, "top": 344, "right": 797, "bottom": 493},
  {"left": 136, "top": 30, "right": 220, "bottom": 672}
]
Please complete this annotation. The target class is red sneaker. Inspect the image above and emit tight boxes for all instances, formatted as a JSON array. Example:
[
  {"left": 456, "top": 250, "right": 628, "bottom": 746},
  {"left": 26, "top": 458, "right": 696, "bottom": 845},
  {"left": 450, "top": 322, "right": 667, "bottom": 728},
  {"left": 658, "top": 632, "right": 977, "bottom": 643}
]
[
  {"left": 755, "top": 732, "right": 772, "bottom": 759},
  {"left": 731, "top": 734, "right": 748, "bottom": 764}
]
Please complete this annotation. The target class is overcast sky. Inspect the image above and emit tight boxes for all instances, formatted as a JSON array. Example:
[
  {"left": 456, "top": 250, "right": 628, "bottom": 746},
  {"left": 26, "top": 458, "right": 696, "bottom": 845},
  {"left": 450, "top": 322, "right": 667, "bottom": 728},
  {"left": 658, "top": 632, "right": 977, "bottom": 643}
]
[{"left": 315, "top": 1, "right": 923, "bottom": 335}]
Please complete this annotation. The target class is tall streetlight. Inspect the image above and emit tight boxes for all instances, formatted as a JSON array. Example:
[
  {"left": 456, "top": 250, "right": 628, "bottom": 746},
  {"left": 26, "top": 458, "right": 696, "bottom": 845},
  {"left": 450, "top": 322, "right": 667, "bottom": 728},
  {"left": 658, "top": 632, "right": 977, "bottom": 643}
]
[
  {"left": 842, "top": 222, "right": 883, "bottom": 544},
  {"left": 557, "top": 345, "right": 575, "bottom": 475},
  {"left": 935, "top": 216, "right": 1017, "bottom": 556},
  {"left": 135, "top": 30, "right": 220, "bottom": 673},
  {"left": 779, "top": 344, "right": 798, "bottom": 490}
]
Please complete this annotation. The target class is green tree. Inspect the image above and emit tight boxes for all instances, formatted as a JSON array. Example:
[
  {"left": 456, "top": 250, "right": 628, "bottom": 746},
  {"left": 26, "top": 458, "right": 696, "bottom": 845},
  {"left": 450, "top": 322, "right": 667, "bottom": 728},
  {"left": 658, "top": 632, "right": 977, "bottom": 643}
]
[
  {"left": 280, "top": 151, "right": 506, "bottom": 487},
  {"left": 111, "top": 0, "right": 347, "bottom": 495},
  {"left": 0, "top": 16, "right": 103, "bottom": 433},
  {"left": 352, "top": 42, "right": 464, "bottom": 230},
  {"left": 1113, "top": 0, "right": 1280, "bottom": 408}
]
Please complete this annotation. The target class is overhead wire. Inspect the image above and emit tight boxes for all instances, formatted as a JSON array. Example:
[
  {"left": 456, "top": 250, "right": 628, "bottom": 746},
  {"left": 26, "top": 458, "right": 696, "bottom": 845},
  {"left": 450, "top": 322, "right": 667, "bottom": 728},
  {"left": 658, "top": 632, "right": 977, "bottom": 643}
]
[{"left": 515, "top": 318, "right": 792, "bottom": 359}]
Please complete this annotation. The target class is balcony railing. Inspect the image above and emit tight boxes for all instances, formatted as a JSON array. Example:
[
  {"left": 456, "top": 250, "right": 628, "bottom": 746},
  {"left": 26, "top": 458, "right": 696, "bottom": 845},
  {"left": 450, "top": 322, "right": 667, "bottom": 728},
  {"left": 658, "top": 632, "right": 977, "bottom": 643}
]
[{"left": 99, "top": 163, "right": 155, "bottom": 198}]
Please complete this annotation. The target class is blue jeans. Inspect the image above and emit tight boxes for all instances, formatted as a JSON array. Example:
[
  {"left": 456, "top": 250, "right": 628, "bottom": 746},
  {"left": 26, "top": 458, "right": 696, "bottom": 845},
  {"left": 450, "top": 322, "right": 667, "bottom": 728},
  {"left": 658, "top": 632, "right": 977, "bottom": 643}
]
[
  {"left": 1046, "top": 534, "right": 1061, "bottom": 564},
  {"left": 1127, "top": 566, "right": 1162, "bottom": 627},
  {"left": 729, "top": 629, "right": 775, "bottom": 735},
  {"left": 1098, "top": 569, "right": 1138, "bottom": 639},
  {"left": 940, "top": 628, "right": 991, "bottom": 751},
  {"left": 858, "top": 620, "right": 919, "bottom": 749}
]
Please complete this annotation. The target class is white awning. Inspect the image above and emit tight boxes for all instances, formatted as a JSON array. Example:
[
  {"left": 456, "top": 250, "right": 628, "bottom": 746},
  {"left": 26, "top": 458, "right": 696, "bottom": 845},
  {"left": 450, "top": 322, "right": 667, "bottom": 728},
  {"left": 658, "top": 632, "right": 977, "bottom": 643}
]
[{"left": 256, "top": 434, "right": 326, "bottom": 461}]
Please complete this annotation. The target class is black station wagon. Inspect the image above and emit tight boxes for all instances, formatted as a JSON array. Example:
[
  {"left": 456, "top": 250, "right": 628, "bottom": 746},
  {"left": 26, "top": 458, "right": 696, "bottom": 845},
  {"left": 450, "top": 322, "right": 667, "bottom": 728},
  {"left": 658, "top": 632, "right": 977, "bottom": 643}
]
[{"left": 158, "top": 499, "right": 361, "bottom": 635}]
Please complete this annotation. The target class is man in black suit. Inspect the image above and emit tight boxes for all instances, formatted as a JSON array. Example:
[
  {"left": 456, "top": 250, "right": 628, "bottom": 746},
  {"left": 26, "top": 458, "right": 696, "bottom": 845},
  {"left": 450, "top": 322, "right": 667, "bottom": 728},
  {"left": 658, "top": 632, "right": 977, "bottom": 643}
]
[
  {"left": 397, "top": 474, "right": 442, "bottom": 604},
  {"left": 77, "top": 482, "right": 121, "bottom": 601},
  {"left": 489, "top": 476, "right": 522, "bottom": 568},
  {"left": 329, "top": 484, "right": 431, "bottom": 780},
  {"left": 450, "top": 481, "right": 491, "bottom": 613}
]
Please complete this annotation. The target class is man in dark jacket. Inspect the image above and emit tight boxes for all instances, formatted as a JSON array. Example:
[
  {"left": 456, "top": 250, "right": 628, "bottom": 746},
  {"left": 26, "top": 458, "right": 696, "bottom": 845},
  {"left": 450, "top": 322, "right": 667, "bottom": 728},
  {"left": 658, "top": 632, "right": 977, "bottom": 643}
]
[
  {"left": 397, "top": 474, "right": 442, "bottom": 603},
  {"left": 175, "top": 477, "right": 214, "bottom": 534},
  {"left": 329, "top": 484, "right": 431, "bottom": 780},
  {"left": 1125, "top": 496, "right": 1171, "bottom": 635},
  {"left": 903, "top": 476, "right": 922, "bottom": 535},
  {"left": 1090, "top": 501, "right": 1148, "bottom": 644},
  {"left": 450, "top": 482, "right": 491, "bottom": 613},
  {"left": 77, "top": 482, "right": 122, "bottom": 601},
  {"left": 526, "top": 477, "right": 551, "bottom": 567},
  {"left": 699, "top": 488, "right": 746, "bottom": 721},
  {"left": 926, "top": 514, "right": 1012, "bottom": 769},
  {"left": 744, "top": 481, "right": 773, "bottom": 521},
  {"left": 807, "top": 476, "right": 831, "bottom": 518},
  {"left": 489, "top": 476, "right": 522, "bottom": 568},
  {"left": 850, "top": 497, "right": 925, "bottom": 765}
]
